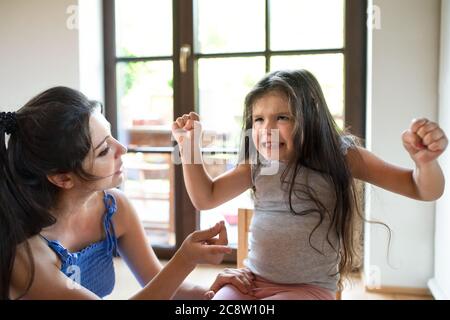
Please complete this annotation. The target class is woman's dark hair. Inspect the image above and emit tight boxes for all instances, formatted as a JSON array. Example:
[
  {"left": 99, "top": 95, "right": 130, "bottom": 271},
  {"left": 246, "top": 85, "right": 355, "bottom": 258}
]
[
  {"left": 0, "top": 86, "right": 101, "bottom": 299},
  {"left": 241, "top": 69, "right": 389, "bottom": 290}
]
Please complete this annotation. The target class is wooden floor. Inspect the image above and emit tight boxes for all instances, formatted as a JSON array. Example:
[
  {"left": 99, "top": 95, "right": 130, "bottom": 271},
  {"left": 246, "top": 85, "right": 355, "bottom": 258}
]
[{"left": 106, "top": 257, "right": 433, "bottom": 300}]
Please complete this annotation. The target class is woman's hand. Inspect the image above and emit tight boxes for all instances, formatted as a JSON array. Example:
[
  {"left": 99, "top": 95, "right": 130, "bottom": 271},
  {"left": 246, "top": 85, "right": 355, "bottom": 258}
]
[
  {"left": 204, "top": 267, "right": 256, "bottom": 299},
  {"left": 177, "top": 221, "right": 232, "bottom": 269},
  {"left": 402, "top": 118, "right": 448, "bottom": 166}
]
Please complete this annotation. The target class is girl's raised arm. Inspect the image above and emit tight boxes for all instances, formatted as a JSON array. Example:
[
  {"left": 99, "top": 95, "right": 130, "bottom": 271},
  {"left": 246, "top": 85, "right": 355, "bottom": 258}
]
[
  {"left": 347, "top": 118, "right": 447, "bottom": 201},
  {"left": 172, "top": 112, "right": 252, "bottom": 210}
]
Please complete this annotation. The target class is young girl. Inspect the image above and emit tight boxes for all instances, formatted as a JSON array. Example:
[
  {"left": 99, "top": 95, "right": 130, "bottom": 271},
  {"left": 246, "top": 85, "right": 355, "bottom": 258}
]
[
  {"left": 0, "top": 86, "right": 233, "bottom": 300},
  {"left": 172, "top": 69, "right": 448, "bottom": 300}
]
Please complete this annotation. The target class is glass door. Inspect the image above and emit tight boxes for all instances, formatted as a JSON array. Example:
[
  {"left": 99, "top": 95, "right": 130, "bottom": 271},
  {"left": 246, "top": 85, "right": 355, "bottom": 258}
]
[
  {"left": 104, "top": 0, "right": 366, "bottom": 260},
  {"left": 113, "top": 0, "right": 176, "bottom": 248}
]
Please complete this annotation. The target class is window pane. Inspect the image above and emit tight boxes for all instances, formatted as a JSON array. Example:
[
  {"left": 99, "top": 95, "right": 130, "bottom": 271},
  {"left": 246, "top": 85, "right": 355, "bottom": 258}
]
[
  {"left": 116, "top": 61, "right": 173, "bottom": 148},
  {"left": 197, "top": 57, "right": 266, "bottom": 149},
  {"left": 199, "top": 153, "right": 253, "bottom": 248},
  {"left": 270, "top": 0, "right": 344, "bottom": 51},
  {"left": 270, "top": 54, "right": 344, "bottom": 127},
  {"left": 195, "top": 0, "right": 265, "bottom": 54},
  {"left": 115, "top": 0, "right": 172, "bottom": 57},
  {"left": 122, "top": 152, "right": 175, "bottom": 246}
]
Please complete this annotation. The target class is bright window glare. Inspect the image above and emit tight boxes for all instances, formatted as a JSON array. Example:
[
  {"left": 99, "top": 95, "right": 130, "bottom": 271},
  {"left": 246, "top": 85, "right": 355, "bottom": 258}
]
[
  {"left": 270, "top": 0, "right": 344, "bottom": 50},
  {"left": 115, "top": 0, "right": 172, "bottom": 57},
  {"left": 116, "top": 61, "right": 173, "bottom": 142},
  {"left": 195, "top": 0, "right": 265, "bottom": 54}
]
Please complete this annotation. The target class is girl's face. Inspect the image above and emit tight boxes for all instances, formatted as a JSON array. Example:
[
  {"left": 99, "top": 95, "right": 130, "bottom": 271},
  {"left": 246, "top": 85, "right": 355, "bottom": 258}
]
[
  {"left": 82, "top": 111, "right": 127, "bottom": 190},
  {"left": 251, "top": 91, "right": 295, "bottom": 161}
]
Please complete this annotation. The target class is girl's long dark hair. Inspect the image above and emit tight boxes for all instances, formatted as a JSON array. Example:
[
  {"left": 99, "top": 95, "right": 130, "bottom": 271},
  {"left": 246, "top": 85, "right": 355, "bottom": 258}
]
[
  {"left": 0, "top": 87, "right": 100, "bottom": 299},
  {"left": 241, "top": 69, "right": 382, "bottom": 290}
]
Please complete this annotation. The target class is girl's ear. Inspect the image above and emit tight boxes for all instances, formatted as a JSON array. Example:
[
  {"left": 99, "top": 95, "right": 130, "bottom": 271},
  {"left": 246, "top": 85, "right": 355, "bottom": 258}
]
[{"left": 47, "top": 173, "right": 75, "bottom": 189}]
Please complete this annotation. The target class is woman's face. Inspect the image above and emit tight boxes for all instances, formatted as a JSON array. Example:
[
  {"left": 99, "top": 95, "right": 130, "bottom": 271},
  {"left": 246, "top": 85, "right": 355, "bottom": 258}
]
[{"left": 82, "top": 111, "right": 127, "bottom": 190}]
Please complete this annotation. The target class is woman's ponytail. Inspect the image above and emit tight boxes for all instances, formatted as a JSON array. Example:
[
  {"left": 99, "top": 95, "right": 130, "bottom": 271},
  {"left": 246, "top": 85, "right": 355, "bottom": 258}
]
[{"left": 0, "top": 112, "right": 27, "bottom": 300}]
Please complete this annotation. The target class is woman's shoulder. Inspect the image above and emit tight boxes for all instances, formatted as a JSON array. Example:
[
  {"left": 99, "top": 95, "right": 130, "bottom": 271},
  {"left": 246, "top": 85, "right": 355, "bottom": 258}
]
[
  {"left": 17, "top": 235, "right": 60, "bottom": 268},
  {"left": 11, "top": 235, "right": 100, "bottom": 299},
  {"left": 105, "top": 188, "right": 131, "bottom": 210},
  {"left": 10, "top": 235, "right": 60, "bottom": 299},
  {"left": 104, "top": 188, "right": 136, "bottom": 238}
]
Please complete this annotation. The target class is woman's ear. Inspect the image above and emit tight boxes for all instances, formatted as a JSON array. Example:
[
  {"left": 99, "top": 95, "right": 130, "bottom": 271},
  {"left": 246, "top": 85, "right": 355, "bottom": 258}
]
[{"left": 47, "top": 173, "right": 75, "bottom": 189}]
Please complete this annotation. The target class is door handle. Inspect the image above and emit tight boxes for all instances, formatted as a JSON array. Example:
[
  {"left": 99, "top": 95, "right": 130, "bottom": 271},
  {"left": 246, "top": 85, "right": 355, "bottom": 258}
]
[{"left": 179, "top": 44, "right": 191, "bottom": 73}]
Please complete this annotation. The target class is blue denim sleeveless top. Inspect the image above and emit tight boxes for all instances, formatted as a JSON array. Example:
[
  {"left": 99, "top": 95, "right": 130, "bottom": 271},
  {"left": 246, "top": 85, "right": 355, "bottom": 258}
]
[{"left": 40, "top": 192, "right": 119, "bottom": 298}]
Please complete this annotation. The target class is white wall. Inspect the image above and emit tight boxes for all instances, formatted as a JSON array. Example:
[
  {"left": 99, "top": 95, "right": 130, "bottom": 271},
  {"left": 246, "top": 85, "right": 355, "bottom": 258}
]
[
  {"left": 0, "top": 0, "right": 104, "bottom": 111},
  {"left": 0, "top": 0, "right": 80, "bottom": 110},
  {"left": 429, "top": 0, "right": 450, "bottom": 300},
  {"left": 365, "top": 0, "right": 441, "bottom": 289}
]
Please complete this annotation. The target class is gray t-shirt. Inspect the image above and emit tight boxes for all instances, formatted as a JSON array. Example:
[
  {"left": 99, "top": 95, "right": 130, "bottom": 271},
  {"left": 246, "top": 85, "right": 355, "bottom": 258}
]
[{"left": 246, "top": 139, "right": 353, "bottom": 291}]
